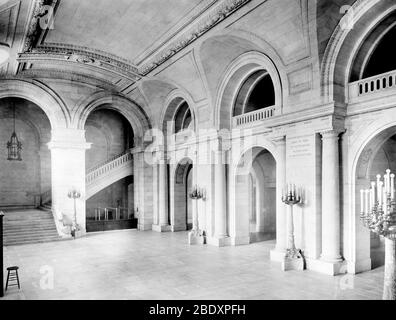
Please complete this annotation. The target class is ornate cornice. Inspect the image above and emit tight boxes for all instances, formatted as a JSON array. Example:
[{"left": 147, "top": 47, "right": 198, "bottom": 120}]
[
  {"left": 19, "top": 0, "right": 251, "bottom": 79},
  {"left": 17, "top": 68, "right": 116, "bottom": 90},
  {"left": 18, "top": 45, "right": 140, "bottom": 80},
  {"left": 139, "top": 0, "right": 252, "bottom": 75}
]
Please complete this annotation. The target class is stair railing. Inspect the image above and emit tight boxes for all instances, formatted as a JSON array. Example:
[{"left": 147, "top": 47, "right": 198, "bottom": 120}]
[{"left": 86, "top": 151, "right": 133, "bottom": 185}]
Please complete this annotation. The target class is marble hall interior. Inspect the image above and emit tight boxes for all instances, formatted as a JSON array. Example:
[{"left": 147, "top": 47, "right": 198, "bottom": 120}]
[{"left": 0, "top": 0, "right": 395, "bottom": 300}]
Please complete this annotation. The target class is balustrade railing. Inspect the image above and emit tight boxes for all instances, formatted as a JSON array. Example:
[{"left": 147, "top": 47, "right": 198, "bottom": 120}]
[
  {"left": 40, "top": 189, "right": 51, "bottom": 205},
  {"left": 233, "top": 106, "right": 276, "bottom": 127},
  {"left": 93, "top": 207, "right": 134, "bottom": 221},
  {"left": 349, "top": 69, "right": 396, "bottom": 99},
  {"left": 86, "top": 151, "right": 133, "bottom": 184}
]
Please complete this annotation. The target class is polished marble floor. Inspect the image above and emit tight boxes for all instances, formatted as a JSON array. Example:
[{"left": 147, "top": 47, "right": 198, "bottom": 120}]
[{"left": 1, "top": 230, "right": 383, "bottom": 300}]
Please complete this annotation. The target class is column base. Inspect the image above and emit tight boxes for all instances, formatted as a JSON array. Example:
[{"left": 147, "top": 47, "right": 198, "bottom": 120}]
[
  {"left": 188, "top": 230, "right": 206, "bottom": 245},
  {"left": 138, "top": 222, "right": 153, "bottom": 231},
  {"left": 281, "top": 249, "right": 305, "bottom": 271},
  {"left": 346, "top": 258, "right": 372, "bottom": 274},
  {"left": 152, "top": 224, "right": 172, "bottom": 232},
  {"left": 230, "top": 236, "right": 250, "bottom": 246},
  {"left": 171, "top": 225, "right": 187, "bottom": 232},
  {"left": 206, "top": 236, "right": 231, "bottom": 247},
  {"left": 306, "top": 258, "right": 347, "bottom": 276}
]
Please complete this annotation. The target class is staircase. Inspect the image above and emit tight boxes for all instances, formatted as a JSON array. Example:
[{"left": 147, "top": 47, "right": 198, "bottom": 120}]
[
  {"left": 86, "top": 151, "right": 133, "bottom": 199},
  {"left": 3, "top": 209, "right": 60, "bottom": 246},
  {"left": 1, "top": 152, "right": 133, "bottom": 246}
]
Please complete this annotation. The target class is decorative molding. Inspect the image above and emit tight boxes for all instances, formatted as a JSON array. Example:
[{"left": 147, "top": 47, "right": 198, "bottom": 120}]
[
  {"left": 320, "top": 0, "right": 380, "bottom": 100},
  {"left": 18, "top": 48, "right": 140, "bottom": 81},
  {"left": 139, "top": 0, "right": 252, "bottom": 75},
  {"left": 17, "top": 0, "right": 251, "bottom": 79}
]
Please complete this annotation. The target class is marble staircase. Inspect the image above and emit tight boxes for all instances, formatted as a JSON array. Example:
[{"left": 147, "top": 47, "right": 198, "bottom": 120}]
[{"left": 3, "top": 209, "right": 60, "bottom": 246}]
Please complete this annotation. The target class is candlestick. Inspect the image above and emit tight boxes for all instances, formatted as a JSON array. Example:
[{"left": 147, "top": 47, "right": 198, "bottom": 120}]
[
  {"left": 360, "top": 189, "right": 365, "bottom": 215},
  {"left": 365, "top": 189, "right": 370, "bottom": 216},
  {"left": 379, "top": 181, "right": 383, "bottom": 206},
  {"left": 371, "top": 182, "right": 376, "bottom": 208},
  {"left": 377, "top": 174, "right": 382, "bottom": 203},
  {"left": 361, "top": 169, "right": 396, "bottom": 300}
]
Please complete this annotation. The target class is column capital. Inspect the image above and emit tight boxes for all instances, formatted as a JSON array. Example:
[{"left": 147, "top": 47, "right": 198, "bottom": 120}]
[
  {"left": 270, "top": 135, "right": 286, "bottom": 145},
  {"left": 320, "top": 129, "right": 345, "bottom": 140},
  {"left": 48, "top": 128, "right": 91, "bottom": 150}
]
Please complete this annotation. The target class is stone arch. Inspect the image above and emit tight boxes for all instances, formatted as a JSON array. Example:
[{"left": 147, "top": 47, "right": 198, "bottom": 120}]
[
  {"left": 161, "top": 89, "right": 197, "bottom": 143},
  {"left": 0, "top": 79, "right": 70, "bottom": 129},
  {"left": 230, "top": 145, "right": 277, "bottom": 245},
  {"left": 215, "top": 51, "right": 283, "bottom": 130},
  {"left": 346, "top": 113, "right": 396, "bottom": 273},
  {"left": 320, "top": 0, "right": 396, "bottom": 103},
  {"left": 75, "top": 91, "right": 151, "bottom": 146},
  {"left": 170, "top": 157, "right": 194, "bottom": 231}
]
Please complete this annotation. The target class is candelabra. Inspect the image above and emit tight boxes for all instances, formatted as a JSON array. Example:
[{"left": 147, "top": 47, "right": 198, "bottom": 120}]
[
  {"left": 281, "top": 184, "right": 304, "bottom": 271},
  {"left": 0, "top": 211, "right": 4, "bottom": 297},
  {"left": 190, "top": 185, "right": 206, "bottom": 201},
  {"left": 188, "top": 185, "right": 206, "bottom": 245},
  {"left": 360, "top": 169, "right": 396, "bottom": 300},
  {"left": 67, "top": 189, "right": 81, "bottom": 238}
]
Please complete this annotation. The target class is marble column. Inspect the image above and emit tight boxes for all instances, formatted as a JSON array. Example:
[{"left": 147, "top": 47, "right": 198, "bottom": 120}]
[
  {"left": 214, "top": 150, "right": 227, "bottom": 238},
  {"left": 153, "top": 155, "right": 171, "bottom": 232},
  {"left": 320, "top": 130, "right": 342, "bottom": 263},
  {"left": 270, "top": 136, "right": 287, "bottom": 261},
  {"left": 48, "top": 129, "right": 91, "bottom": 236}
]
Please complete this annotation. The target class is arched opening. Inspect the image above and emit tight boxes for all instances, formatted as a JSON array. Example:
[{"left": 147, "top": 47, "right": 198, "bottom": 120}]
[
  {"left": 172, "top": 158, "right": 193, "bottom": 231},
  {"left": 233, "top": 70, "right": 275, "bottom": 117},
  {"left": 354, "top": 127, "right": 396, "bottom": 270},
  {"left": 362, "top": 25, "right": 396, "bottom": 79},
  {"left": 162, "top": 96, "right": 195, "bottom": 142},
  {"left": 0, "top": 97, "right": 52, "bottom": 209},
  {"left": 84, "top": 108, "right": 136, "bottom": 232},
  {"left": 234, "top": 147, "right": 277, "bottom": 243},
  {"left": 350, "top": 12, "right": 396, "bottom": 83},
  {"left": 216, "top": 52, "right": 282, "bottom": 130},
  {"left": 174, "top": 101, "right": 192, "bottom": 134}
]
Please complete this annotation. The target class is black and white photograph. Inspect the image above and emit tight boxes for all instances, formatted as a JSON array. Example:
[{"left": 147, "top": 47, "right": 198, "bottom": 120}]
[{"left": 0, "top": 0, "right": 395, "bottom": 308}]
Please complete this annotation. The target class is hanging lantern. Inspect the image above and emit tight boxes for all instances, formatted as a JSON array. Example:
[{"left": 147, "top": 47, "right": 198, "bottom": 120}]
[{"left": 7, "top": 103, "right": 22, "bottom": 161}]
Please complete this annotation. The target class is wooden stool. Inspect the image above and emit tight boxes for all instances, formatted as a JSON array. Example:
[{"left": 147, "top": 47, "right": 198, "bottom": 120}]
[{"left": 6, "top": 266, "right": 20, "bottom": 291}]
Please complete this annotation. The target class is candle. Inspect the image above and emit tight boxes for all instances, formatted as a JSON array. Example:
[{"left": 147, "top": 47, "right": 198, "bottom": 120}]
[
  {"left": 369, "top": 183, "right": 374, "bottom": 211},
  {"left": 371, "top": 181, "right": 376, "bottom": 205},
  {"left": 377, "top": 175, "right": 382, "bottom": 203},
  {"left": 365, "top": 189, "right": 369, "bottom": 216},
  {"left": 391, "top": 174, "right": 395, "bottom": 200},
  {"left": 360, "top": 190, "right": 364, "bottom": 214},
  {"left": 383, "top": 188, "right": 387, "bottom": 215},
  {"left": 378, "top": 181, "right": 383, "bottom": 206},
  {"left": 386, "top": 169, "right": 391, "bottom": 194}
]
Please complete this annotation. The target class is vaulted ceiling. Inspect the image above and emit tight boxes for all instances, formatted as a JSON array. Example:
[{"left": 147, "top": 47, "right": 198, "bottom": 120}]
[{"left": 0, "top": 0, "right": 252, "bottom": 93}]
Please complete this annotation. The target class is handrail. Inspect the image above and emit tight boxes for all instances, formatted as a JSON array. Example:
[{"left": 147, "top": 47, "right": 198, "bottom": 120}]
[
  {"left": 86, "top": 152, "right": 133, "bottom": 185},
  {"left": 87, "top": 150, "right": 131, "bottom": 174},
  {"left": 40, "top": 189, "right": 51, "bottom": 205},
  {"left": 94, "top": 207, "right": 134, "bottom": 221}
]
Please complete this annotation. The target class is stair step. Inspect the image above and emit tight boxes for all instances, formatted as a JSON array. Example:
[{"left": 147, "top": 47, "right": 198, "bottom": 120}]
[
  {"left": 5, "top": 234, "right": 59, "bottom": 241},
  {"left": 2, "top": 209, "right": 60, "bottom": 246},
  {"left": 4, "top": 229, "right": 58, "bottom": 236},
  {"left": 5, "top": 223, "right": 56, "bottom": 229},
  {"left": 4, "top": 237, "right": 62, "bottom": 246}
]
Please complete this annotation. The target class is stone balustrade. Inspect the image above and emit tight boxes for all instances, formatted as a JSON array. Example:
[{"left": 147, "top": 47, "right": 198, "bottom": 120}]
[
  {"left": 233, "top": 106, "right": 276, "bottom": 127},
  {"left": 349, "top": 69, "right": 396, "bottom": 99},
  {"left": 86, "top": 152, "right": 133, "bottom": 185}
]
